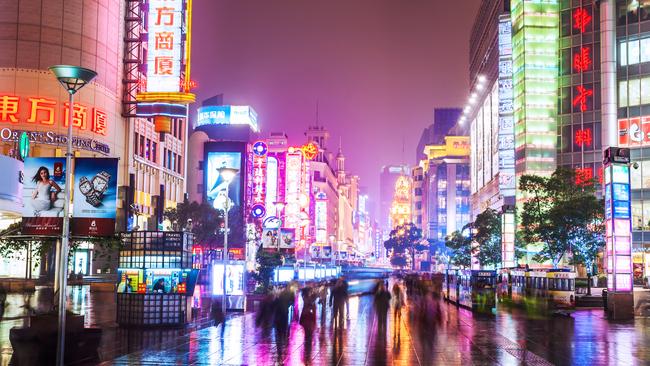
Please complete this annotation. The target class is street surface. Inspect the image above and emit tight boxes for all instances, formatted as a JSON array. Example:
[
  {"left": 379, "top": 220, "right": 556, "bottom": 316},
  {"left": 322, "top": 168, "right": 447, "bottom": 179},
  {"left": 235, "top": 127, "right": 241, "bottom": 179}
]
[{"left": 1, "top": 285, "right": 649, "bottom": 365}]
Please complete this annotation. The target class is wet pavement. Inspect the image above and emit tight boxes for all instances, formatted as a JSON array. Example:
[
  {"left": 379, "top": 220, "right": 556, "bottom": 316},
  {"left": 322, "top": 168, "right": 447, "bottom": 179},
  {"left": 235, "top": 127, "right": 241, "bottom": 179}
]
[
  {"left": 100, "top": 295, "right": 650, "bottom": 366},
  {"left": 1, "top": 285, "right": 650, "bottom": 365}
]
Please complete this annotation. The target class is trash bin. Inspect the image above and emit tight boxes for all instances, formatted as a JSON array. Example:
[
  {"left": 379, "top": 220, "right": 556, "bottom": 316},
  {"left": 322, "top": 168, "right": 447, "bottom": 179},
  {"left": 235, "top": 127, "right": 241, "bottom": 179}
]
[{"left": 602, "top": 289, "right": 607, "bottom": 310}]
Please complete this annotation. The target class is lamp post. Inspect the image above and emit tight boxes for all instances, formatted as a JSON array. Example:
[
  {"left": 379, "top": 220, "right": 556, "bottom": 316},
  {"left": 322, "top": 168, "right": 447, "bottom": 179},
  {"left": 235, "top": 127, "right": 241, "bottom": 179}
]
[
  {"left": 218, "top": 166, "right": 238, "bottom": 315},
  {"left": 329, "top": 235, "right": 336, "bottom": 266},
  {"left": 49, "top": 65, "right": 97, "bottom": 366},
  {"left": 300, "top": 215, "right": 310, "bottom": 285}
]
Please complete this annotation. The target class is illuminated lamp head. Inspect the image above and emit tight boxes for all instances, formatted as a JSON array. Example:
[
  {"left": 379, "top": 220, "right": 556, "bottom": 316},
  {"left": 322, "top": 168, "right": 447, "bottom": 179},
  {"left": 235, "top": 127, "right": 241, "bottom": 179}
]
[{"left": 154, "top": 115, "right": 172, "bottom": 134}]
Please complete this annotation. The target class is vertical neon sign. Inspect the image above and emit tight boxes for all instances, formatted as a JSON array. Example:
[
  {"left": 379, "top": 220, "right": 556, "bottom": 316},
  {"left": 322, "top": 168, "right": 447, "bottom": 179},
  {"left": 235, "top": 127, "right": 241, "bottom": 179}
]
[
  {"left": 146, "top": 0, "right": 184, "bottom": 92},
  {"left": 285, "top": 151, "right": 303, "bottom": 236}
]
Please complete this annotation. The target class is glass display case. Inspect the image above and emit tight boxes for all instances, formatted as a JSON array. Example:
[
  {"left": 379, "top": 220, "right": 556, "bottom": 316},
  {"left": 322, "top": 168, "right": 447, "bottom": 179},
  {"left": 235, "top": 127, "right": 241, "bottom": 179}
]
[
  {"left": 212, "top": 261, "right": 246, "bottom": 311},
  {"left": 116, "top": 231, "right": 198, "bottom": 327}
]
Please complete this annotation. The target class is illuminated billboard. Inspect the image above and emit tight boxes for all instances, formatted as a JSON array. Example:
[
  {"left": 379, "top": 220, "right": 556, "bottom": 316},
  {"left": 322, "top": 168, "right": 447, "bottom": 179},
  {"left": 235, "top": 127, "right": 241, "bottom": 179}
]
[
  {"left": 145, "top": 0, "right": 184, "bottom": 92},
  {"left": 205, "top": 152, "right": 242, "bottom": 212},
  {"left": 196, "top": 105, "right": 259, "bottom": 132}
]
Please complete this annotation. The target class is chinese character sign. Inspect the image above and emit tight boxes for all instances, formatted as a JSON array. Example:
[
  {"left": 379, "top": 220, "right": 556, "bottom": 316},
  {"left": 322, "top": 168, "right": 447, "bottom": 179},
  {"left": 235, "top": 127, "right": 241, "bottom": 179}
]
[
  {"left": 147, "top": 0, "right": 184, "bottom": 92},
  {"left": 618, "top": 116, "right": 650, "bottom": 147},
  {"left": 498, "top": 15, "right": 515, "bottom": 198}
]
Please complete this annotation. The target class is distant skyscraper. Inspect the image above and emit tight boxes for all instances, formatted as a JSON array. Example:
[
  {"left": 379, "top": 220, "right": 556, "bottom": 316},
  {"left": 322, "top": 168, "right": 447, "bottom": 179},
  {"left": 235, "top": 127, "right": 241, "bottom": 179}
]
[
  {"left": 379, "top": 164, "right": 410, "bottom": 233},
  {"left": 415, "top": 108, "right": 462, "bottom": 162}
]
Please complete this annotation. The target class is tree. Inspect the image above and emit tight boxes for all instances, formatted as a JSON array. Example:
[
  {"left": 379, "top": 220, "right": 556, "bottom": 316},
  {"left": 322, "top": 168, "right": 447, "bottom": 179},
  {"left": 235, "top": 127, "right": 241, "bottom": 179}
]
[
  {"left": 570, "top": 221, "right": 604, "bottom": 295},
  {"left": 163, "top": 200, "right": 223, "bottom": 245},
  {"left": 519, "top": 167, "right": 604, "bottom": 268},
  {"left": 473, "top": 208, "right": 502, "bottom": 268},
  {"left": 383, "top": 223, "right": 423, "bottom": 270},
  {"left": 253, "top": 248, "right": 283, "bottom": 293},
  {"left": 444, "top": 227, "right": 472, "bottom": 268}
]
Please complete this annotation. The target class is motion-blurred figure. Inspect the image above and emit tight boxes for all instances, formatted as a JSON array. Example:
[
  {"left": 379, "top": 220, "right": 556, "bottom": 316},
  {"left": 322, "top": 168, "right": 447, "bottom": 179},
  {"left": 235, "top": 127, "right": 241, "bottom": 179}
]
[
  {"left": 330, "top": 278, "right": 348, "bottom": 329},
  {"left": 300, "top": 286, "right": 317, "bottom": 363},
  {"left": 392, "top": 282, "right": 404, "bottom": 324},
  {"left": 373, "top": 281, "right": 391, "bottom": 334}
]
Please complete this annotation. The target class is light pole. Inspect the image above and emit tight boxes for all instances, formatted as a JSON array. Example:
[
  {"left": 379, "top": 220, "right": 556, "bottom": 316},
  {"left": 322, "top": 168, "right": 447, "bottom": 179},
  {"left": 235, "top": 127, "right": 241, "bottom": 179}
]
[
  {"left": 49, "top": 65, "right": 97, "bottom": 366},
  {"left": 329, "top": 235, "right": 336, "bottom": 266},
  {"left": 300, "top": 215, "right": 310, "bottom": 284},
  {"left": 218, "top": 166, "right": 238, "bottom": 315}
]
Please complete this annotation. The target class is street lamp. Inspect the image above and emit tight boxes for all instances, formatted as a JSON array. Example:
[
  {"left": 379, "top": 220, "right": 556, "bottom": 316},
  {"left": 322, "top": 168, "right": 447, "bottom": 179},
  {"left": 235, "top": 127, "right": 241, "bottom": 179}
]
[
  {"left": 329, "top": 235, "right": 336, "bottom": 266},
  {"left": 49, "top": 65, "right": 97, "bottom": 366},
  {"left": 300, "top": 215, "right": 310, "bottom": 284},
  {"left": 218, "top": 166, "right": 238, "bottom": 315}
]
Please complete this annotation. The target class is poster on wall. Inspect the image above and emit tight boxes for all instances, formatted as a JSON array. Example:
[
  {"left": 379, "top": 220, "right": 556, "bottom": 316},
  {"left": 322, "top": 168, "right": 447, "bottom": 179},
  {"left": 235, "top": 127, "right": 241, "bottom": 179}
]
[
  {"left": 72, "top": 158, "right": 118, "bottom": 236},
  {"left": 22, "top": 157, "right": 66, "bottom": 235},
  {"left": 279, "top": 228, "right": 296, "bottom": 249},
  {"left": 261, "top": 228, "right": 279, "bottom": 248},
  {"left": 206, "top": 152, "right": 242, "bottom": 212}
]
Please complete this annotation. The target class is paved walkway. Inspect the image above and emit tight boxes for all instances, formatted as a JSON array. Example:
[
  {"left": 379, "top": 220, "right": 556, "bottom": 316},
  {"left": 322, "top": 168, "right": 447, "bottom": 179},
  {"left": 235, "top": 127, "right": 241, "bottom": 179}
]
[{"left": 100, "top": 295, "right": 650, "bottom": 366}]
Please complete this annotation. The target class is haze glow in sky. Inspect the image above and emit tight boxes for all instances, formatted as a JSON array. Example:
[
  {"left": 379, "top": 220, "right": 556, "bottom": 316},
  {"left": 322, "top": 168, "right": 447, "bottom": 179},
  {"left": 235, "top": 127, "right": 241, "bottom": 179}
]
[{"left": 192, "top": 0, "right": 481, "bottom": 210}]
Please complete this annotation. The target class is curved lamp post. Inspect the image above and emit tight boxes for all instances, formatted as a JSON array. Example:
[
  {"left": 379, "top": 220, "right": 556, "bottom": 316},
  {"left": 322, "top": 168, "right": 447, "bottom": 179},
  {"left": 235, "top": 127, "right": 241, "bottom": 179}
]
[
  {"left": 218, "top": 166, "right": 238, "bottom": 315},
  {"left": 49, "top": 65, "right": 97, "bottom": 366}
]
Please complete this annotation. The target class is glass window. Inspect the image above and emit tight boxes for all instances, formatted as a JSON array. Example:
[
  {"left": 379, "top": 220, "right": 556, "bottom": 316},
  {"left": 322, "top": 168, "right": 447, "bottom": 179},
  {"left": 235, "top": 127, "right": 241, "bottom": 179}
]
[
  {"left": 629, "top": 40, "right": 641, "bottom": 66},
  {"left": 151, "top": 142, "right": 157, "bottom": 163},
  {"left": 630, "top": 78, "right": 641, "bottom": 106},
  {"left": 620, "top": 80, "right": 628, "bottom": 107},
  {"left": 632, "top": 163, "right": 642, "bottom": 189},
  {"left": 643, "top": 202, "right": 650, "bottom": 231},
  {"left": 641, "top": 38, "right": 650, "bottom": 63},
  {"left": 642, "top": 78, "right": 650, "bottom": 105},
  {"left": 621, "top": 41, "right": 628, "bottom": 66},
  {"left": 642, "top": 160, "right": 650, "bottom": 188}
]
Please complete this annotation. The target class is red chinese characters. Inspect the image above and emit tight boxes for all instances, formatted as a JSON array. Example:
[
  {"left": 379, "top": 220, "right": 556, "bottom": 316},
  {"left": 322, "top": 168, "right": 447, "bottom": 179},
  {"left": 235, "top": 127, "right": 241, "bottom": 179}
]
[
  {"left": 0, "top": 95, "right": 108, "bottom": 133},
  {"left": 573, "top": 86, "right": 593, "bottom": 112},
  {"left": 575, "top": 128, "right": 592, "bottom": 147},
  {"left": 155, "top": 31, "right": 174, "bottom": 50},
  {"left": 573, "top": 8, "right": 592, "bottom": 33},
  {"left": 575, "top": 167, "right": 593, "bottom": 186},
  {"left": 155, "top": 56, "right": 174, "bottom": 75},
  {"left": 618, "top": 117, "right": 650, "bottom": 146},
  {"left": 155, "top": 7, "right": 175, "bottom": 26},
  {"left": 573, "top": 46, "right": 592, "bottom": 72}
]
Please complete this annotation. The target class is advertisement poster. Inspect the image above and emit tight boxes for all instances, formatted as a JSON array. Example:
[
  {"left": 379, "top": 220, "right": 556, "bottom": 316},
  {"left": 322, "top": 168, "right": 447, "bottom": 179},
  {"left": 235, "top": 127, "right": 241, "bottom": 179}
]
[
  {"left": 72, "top": 158, "right": 118, "bottom": 236},
  {"left": 22, "top": 157, "right": 66, "bottom": 235},
  {"left": 261, "top": 228, "right": 279, "bottom": 248},
  {"left": 279, "top": 228, "right": 296, "bottom": 249},
  {"left": 206, "top": 152, "right": 242, "bottom": 212}
]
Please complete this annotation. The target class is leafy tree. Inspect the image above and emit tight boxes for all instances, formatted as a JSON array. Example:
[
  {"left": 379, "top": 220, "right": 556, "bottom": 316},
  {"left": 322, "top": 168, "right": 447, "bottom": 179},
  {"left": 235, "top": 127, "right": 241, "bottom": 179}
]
[
  {"left": 444, "top": 227, "right": 472, "bottom": 268},
  {"left": 519, "top": 167, "right": 604, "bottom": 268},
  {"left": 163, "top": 200, "right": 223, "bottom": 245},
  {"left": 253, "top": 248, "right": 283, "bottom": 293},
  {"left": 473, "top": 208, "right": 502, "bottom": 268},
  {"left": 383, "top": 223, "right": 423, "bottom": 270}
]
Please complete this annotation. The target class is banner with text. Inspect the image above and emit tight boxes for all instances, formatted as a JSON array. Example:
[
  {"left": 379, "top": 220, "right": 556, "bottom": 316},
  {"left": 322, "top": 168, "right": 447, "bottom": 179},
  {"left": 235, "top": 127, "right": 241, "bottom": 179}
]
[{"left": 22, "top": 157, "right": 67, "bottom": 235}]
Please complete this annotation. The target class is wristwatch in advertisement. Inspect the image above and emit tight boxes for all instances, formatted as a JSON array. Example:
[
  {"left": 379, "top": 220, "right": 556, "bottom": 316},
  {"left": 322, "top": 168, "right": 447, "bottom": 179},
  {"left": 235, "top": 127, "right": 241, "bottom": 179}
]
[{"left": 79, "top": 171, "right": 111, "bottom": 207}]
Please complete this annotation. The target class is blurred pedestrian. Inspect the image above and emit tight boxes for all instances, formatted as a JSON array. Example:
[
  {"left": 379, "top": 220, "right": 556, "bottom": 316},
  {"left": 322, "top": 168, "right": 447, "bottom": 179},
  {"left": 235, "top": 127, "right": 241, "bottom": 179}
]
[
  {"left": 373, "top": 282, "right": 391, "bottom": 334},
  {"left": 330, "top": 278, "right": 347, "bottom": 328},
  {"left": 211, "top": 299, "right": 225, "bottom": 327},
  {"left": 255, "top": 290, "right": 276, "bottom": 335},
  {"left": 392, "top": 282, "right": 404, "bottom": 324},
  {"left": 274, "top": 284, "right": 295, "bottom": 339},
  {"left": 341, "top": 276, "right": 350, "bottom": 320},
  {"left": 300, "top": 286, "right": 317, "bottom": 347},
  {"left": 317, "top": 281, "right": 328, "bottom": 322}
]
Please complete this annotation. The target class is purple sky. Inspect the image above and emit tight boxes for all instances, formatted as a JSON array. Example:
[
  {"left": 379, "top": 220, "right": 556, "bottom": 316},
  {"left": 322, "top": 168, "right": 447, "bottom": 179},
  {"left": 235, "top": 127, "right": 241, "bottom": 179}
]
[{"left": 192, "top": 0, "right": 481, "bottom": 209}]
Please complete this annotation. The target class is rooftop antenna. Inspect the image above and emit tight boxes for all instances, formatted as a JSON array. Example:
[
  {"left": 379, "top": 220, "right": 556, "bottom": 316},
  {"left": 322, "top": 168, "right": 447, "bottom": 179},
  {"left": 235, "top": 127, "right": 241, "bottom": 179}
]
[{"left": 316, "top": 100, "right": 320, "bottom": 127}]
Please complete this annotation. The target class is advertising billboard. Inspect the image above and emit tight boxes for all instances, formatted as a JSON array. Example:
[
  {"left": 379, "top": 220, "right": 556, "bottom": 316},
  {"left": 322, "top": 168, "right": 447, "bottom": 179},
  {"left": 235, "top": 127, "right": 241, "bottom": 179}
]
[
  {"left": 22, "top": 157, "right": 66, "bottom": 235},
  {"left": 145, "top": 0, "right": 184, "bottom": 92},
  {"left": 72, "top": 158, "right": 118, "bottom": 236},
  {"left": 196, "top": 105, "right": 259, "bottom": 132},
  {"left": 279, "top": 228, "right": 296, "bottom": 249},
  {"left": 206, "top": 152, "right": 242, "bottom": 212}
]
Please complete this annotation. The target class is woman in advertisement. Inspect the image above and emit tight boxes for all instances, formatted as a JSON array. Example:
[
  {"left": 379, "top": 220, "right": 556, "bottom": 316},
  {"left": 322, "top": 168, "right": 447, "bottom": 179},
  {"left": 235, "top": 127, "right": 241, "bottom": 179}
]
[{"left": 31, "top": 166, "right": 61, "bottom": 215}]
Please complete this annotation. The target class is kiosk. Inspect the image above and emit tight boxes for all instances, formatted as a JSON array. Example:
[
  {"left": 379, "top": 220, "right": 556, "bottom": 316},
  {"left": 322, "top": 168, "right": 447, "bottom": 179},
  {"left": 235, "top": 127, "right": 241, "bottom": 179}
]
[{"left": 116, "top": 231, "right": 199, "bottom": 327}]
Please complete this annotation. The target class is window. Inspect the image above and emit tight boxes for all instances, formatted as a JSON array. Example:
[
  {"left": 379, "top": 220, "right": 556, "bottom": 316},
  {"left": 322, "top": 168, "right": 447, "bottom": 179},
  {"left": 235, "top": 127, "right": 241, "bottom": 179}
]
[
  {"left": 633, "top": 201, "right": 643, "bottom": 230},
  {"left": 620, "top": 37, "right": 650, "bottom": 66},
  {"left": 630, "top": 79, "right": 641, "bottom": 107},
  {"left": 145, "top": 139, "right": 151, "bottom": 160},
  {"left": 134, "top": 133, "right": 139, "bottom": 157},
  {"left": 151, "top": 142, "right": 157, "bottom": 163},
  {"left": 619, "top": 80, "right": 629, "bottom": 107}
]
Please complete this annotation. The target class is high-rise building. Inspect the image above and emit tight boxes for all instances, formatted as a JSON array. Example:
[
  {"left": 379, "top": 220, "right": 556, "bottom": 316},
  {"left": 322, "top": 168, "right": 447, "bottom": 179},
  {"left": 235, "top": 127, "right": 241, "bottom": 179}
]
[
  {"left": 379, "top": 164, "right": 410, "bottom": 233},
  {"left": 415, "top": 108, "right": 462, "bottom": 162}
]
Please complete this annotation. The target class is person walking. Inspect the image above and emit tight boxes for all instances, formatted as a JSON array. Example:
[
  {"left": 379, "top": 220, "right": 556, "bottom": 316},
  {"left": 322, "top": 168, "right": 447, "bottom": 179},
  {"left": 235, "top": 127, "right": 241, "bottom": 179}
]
[
  {"left": 373, "top": 282, "right": 391, "bottom": 335},
  {"left": 300, "top": 286, "right": 317, "bottom": 358},
  {"left": 392, "top": 282, "right": 404, "bottom": 324},
  {"left": 330, "top": 278, "right": 347, "bottom": 329},
  {"left": 317, "top": 281, "right": 328, "bottom": 323}
]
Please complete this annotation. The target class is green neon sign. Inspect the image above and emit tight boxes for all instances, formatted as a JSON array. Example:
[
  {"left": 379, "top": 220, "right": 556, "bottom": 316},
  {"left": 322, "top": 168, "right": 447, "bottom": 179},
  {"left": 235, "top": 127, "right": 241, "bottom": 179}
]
[{"left": 18, "top": 132, "right": 29, "bottom": 160}]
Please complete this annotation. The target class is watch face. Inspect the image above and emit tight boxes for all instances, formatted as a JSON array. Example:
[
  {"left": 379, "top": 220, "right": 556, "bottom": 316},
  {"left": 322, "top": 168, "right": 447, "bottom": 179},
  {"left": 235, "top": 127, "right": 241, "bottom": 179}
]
[
  {"left": 92, "top": 177, "right": 108, "bottom": 192},
  {"left": 79, "top": 180, "right": 92, "bottom": 194}
]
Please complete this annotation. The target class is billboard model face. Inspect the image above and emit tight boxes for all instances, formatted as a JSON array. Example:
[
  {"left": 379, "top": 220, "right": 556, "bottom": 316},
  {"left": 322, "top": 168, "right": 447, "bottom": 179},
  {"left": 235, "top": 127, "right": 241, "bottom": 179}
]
[
  {"left": 72, "top": 158, "right": 119, "bottom": 236},
  {"left": 206, "top": 152, "right": 242, "bottom": 212},
  {"left": 22, "top": 157, "right": 66, "bottom": 235}
]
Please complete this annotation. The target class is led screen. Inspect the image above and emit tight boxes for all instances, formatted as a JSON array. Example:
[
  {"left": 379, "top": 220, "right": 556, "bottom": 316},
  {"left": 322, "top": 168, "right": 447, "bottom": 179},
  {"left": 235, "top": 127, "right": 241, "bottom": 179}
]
[{"left": 206, "top": 152, "right": 242, "bottom": 212}]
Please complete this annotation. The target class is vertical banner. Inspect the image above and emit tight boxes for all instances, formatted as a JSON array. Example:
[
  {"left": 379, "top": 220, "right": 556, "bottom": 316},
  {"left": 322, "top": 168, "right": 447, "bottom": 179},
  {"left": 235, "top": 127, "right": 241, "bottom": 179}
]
[
  {"left": 22, "top": 157, "right": 67, "bottom": 235},
  {"left": 72, "top": 158, "right": 119, "bottom": 236}
]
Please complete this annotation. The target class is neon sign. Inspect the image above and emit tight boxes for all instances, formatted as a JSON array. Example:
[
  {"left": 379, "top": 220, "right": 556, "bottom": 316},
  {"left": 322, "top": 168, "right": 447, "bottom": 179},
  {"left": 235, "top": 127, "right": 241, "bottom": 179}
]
[
  {"left": 573, "top": 8, "right": 592, "bottom": 33},
  {"left": 618, "top": 116, "right": 650, "bottom": 146},
  {"left": 575, "top": 167, "right": 593, "bottom": 186},
  {"left": 301, "top": 142, "right": 319, "bottom": 161},
  {"left": 573, "top": 46, "right": 592, "bottom": 72},
  {"left": 572, "top": 86, "right": 593, "bottom": 112},
  {"left": 285, "top": 152, "right": 303, "bottom": 230},
  {"left": 0, "top": 95, "right": 108, "bottom": 134},
  {"left": 574, "top": 128, "right": 592, "bottom": 147},
  {"left": 251, "top": 142, "right": 267, "bottom": 208},
  {"left": 498, "top": 15, "right": 515, "bottom": 199},
  {"left": 146, "top": 0, "right": 183, "bottom": 92}
]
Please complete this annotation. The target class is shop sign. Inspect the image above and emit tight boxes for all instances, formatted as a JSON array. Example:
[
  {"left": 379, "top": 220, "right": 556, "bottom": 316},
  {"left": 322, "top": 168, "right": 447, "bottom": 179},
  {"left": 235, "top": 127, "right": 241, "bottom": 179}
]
[
  {"left": 71, "top": 158, "right": 119, "bottom": 236},
  {"left": 0, "top": 127, "right": 110, "bottom": 155},
  {"left": 0, "top": 95, "right": 108, "bottom": 134},
  {"left": 498, "top": 15, "right": 515, "bottom": 198}
]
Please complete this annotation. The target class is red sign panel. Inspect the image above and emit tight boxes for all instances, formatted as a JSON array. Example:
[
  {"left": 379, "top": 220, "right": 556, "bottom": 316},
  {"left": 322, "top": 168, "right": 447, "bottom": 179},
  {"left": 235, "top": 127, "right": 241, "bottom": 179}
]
[{"left": 618, "top": 117, "right": 650, "bottom": 146}]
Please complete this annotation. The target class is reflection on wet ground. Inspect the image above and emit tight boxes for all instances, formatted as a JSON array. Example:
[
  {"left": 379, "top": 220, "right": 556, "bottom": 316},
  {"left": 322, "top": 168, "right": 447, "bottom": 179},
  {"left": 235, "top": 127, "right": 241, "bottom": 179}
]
[{"left": 2, "top": 286, "right": 650, "bottom": 365}]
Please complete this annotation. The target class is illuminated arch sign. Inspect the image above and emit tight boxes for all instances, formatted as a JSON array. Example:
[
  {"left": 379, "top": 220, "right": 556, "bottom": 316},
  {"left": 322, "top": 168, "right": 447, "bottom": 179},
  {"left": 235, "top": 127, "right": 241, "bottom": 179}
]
[{"left": 196, "top": 105, "right": 258, "bottom": 132}]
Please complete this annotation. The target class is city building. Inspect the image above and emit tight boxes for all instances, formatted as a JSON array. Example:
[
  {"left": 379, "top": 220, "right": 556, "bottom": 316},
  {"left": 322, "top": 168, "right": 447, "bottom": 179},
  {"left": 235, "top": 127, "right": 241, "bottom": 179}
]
[
  {"left": 379, "top": 164, "right": 410, "bottom": 234},
  {"left": 415, "top": 108, "right": 463, "bottom": 163},
  {"left": 420, "top": 137, "right": 471, "bottom": 244},
  {"left": 0, "top": 0, "right": 194, "bottom": 278},
  {"left": 389, "top": 175, "right": 412, "bottom": 229}
]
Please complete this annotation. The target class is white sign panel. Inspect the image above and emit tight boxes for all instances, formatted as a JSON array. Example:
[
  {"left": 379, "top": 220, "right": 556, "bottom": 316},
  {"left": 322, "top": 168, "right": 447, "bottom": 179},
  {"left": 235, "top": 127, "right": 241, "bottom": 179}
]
[{"left": 146, "top": 0, "right": 184, "bottom": 92}]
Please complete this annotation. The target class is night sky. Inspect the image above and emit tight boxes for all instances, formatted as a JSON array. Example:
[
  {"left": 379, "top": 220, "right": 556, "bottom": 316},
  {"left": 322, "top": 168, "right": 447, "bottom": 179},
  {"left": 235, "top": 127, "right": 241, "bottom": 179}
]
[{"left": 192, "top": 0, "right": 481, "bottom": 210}]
